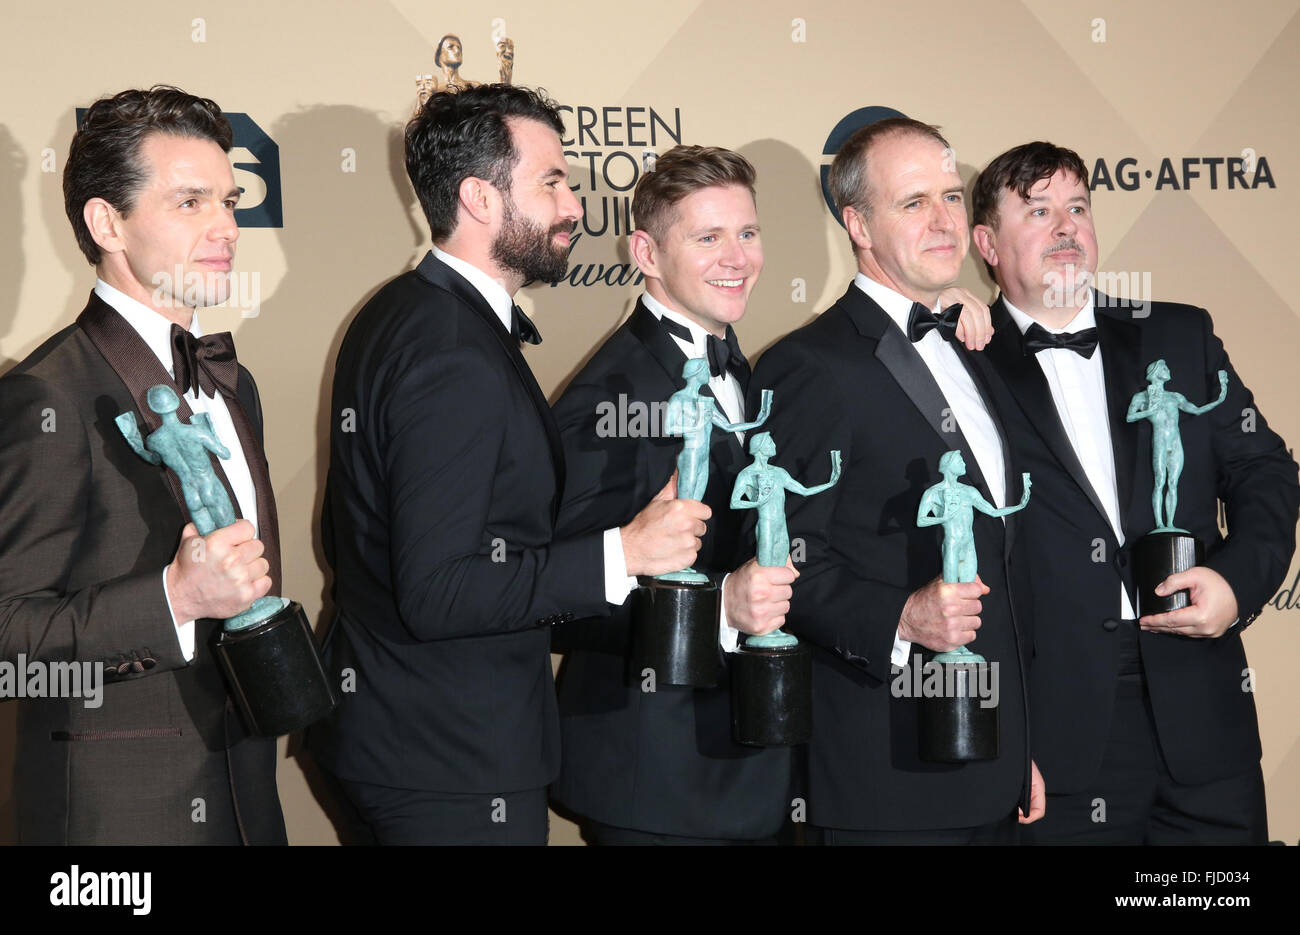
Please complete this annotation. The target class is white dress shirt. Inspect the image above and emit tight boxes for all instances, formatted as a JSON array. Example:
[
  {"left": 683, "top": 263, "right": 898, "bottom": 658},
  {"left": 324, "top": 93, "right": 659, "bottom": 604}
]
[
  {"left": 640, "top": 292, "right": 747, "bottom": 651},
  {"left": 94, "top": 279, "right": 259, "bottom": 662},
  {"left": 1004, "top": 293, "right": 1136, "bottom": 619},
  {"left": 432, "top": 247, "right": 636, "bottom": 606},
  {"left": 853, "top": 274, "right": 1009, "bottom": 665}
]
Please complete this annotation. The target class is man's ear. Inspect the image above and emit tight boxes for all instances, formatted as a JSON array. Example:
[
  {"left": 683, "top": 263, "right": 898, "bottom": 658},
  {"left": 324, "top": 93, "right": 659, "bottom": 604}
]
[
  {"left": 972, "top": 223, "right": 998, "bottom": 269},
  {"left": 457, "top": 176, "right": 496, "bottom": 227},
  {"left": 629, "top": 229, "right": 658, "bottom": 279},
  {"left": 84, "top": 197, "right": 125, "bottom": 257},
  {"left": 843, "top": 205, "right": 872, "bottom": 252}
]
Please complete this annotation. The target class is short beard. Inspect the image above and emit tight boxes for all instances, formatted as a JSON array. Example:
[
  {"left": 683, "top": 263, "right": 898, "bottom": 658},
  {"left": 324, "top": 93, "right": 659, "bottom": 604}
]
[{"left": 491, "top": 195, "right": 573, "bottom": 285}]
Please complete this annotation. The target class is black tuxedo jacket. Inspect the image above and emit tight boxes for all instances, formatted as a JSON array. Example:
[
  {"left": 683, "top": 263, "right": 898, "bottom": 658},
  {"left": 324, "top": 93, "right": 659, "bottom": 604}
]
[
  {"left": 0, "top": 292, "right": 284, "bottom": 844},
  {"left": 308, "top": 252, "right": 609, "bottom": 795},
  {"left": 983, "top": 294, "right": 1298, "bottom": 792},
  {"left": 749, "top": 284, "right": 1031, "bottom": 831},
  {"left": 549, "top": 300, "right": 791, "bottom": 839}
]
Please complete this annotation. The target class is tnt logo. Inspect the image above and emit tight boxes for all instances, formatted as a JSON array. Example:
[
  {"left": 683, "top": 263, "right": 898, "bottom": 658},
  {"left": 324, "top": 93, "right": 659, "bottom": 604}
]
[
  {"left": 820, "top": 105, "right": 906, "bottom": 225},
  {"left": 75, "top": 109, "right": 283, "bottom": 228}
]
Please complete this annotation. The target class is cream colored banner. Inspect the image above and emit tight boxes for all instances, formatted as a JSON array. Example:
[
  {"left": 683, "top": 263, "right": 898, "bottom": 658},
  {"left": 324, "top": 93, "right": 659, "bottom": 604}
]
[{"left": 2, "top": 0, "right": 1297, "bottom": 845}]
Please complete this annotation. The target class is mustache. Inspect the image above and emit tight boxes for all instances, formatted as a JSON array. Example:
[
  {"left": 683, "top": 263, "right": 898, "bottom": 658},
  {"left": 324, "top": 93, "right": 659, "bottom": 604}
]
[{"left": 1045, "top": 238, "right": 1086, "bottom": 258}]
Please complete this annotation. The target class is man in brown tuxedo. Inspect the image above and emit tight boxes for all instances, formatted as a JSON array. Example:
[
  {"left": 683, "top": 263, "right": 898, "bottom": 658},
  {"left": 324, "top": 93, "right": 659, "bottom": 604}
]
[{"left": 0, "top": 86, "right": 285, "bottom": 844}]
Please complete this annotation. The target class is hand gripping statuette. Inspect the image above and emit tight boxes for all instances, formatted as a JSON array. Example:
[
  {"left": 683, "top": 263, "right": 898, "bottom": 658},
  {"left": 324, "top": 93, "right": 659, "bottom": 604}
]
[
  {"left": 632, "top": 358, "right": 773, "bottom": 688},
  {"left": 727, "top": 430, "right": 840, "bottom": 745},
  {"left": 1126, "top": 360, "right": 1228, "bottom": 613},
  {"left": 914, "top": 449, "right": 1031, "bottom": 762},
  {"left": 117, "top": 385, "right": 337, "bottom": 736}
]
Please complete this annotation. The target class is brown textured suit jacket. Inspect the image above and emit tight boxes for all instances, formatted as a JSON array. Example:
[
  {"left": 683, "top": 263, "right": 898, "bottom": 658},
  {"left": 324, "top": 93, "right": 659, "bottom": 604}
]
[{"left": 0, "top": 292, "right": 285, "bottom": 844}]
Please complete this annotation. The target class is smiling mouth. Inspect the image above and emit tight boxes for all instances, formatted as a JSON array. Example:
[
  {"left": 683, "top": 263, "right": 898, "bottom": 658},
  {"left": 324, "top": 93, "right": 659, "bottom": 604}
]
[{"left": 707, "top": 279, "right": 744, "bottom": 288}]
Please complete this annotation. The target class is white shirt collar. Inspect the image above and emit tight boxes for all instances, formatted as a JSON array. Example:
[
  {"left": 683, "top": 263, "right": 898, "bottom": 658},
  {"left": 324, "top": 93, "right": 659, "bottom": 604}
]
[
  {"left": 432, "top": 245, "right": 514, "bottom": 333},
  {"left": 94, "top": 278, "right": 203, "bottom": 380},
  {"left": 1003, "top": 290, "right": 1097, "bottom": 336},
  {"left": 853, "top": 272, "right": 938, "bottom": 334},
  {"left": 640, "top": 291, "right": 714, "bottom": 358}
]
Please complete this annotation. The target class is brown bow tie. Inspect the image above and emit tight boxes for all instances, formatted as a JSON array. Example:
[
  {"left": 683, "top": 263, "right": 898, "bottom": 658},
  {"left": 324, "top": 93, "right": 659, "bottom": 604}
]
[{"left": 170, "top": 323, "right": 238, "bottom": 398}]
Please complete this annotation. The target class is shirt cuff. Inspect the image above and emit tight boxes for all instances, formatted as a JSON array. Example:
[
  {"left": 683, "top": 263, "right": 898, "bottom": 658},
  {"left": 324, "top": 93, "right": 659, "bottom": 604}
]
[
  {"left": 890, "top": 629, "right": 912, "bottom": 668},
  {"left": 162, "top": 567, "right": 196, "bottom": 663},
  {"left": 602, "top": 527, "right": 638, "bottom": 606},
  {"left": 718, "top": 572, "right": 741, "bottom": 653}
]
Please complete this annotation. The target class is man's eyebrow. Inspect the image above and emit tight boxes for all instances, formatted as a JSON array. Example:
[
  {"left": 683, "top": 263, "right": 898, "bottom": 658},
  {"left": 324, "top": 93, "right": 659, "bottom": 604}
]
[{"left": 540, "top": 166, "right": 567, "bottom": 180}]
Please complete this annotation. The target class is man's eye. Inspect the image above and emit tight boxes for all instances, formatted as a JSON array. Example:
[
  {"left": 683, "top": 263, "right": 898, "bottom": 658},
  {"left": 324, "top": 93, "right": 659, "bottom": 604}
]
[
  {"left": 180, "top": 199, "right": 197, "bottom": 209},
  {"left": 700, "top": 235, "right": 716, "bottom": 243}
]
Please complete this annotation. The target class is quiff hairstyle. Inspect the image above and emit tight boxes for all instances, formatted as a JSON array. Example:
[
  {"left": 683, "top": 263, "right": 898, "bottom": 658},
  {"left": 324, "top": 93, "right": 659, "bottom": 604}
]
[{"left": 632, "top": 145, "right": 757, "bottom": 243}]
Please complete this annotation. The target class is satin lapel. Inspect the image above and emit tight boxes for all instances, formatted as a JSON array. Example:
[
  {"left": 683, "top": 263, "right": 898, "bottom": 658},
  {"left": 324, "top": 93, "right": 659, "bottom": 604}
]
[
  {"left": 416, "top": 253, "right": 567, "bottom": 518},
  {"left": 956, "top": 345, "right": 1023, "bottom": 553},
  {"left": 76, "top": 293, "right": 244, "bottom": 532},
  {"left": 628, "top": 300, "right": 746, "bottom": 463},
  {"left": 1096, "top": 302, "right": 1144, "bottom": 542},
  {"left": 985, "top": 302, "right": 1113, "bottom": 533},
  {"left": 868, "top": 308, "right": 993, "bottom": 501}
]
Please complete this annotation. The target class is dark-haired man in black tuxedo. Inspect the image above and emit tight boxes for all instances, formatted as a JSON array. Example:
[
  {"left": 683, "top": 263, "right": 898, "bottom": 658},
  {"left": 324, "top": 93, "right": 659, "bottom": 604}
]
[
  {"left": 751, "top": 117, "right": 1044, "bottom": 843},
  {"left": 308, "top": 85, "right": 708, "bottom": 845},
  {"left": 550, "top": 145, "right": 798, "bottom": 844},
  {"left": 971, "top": 141, "right": 1298, "bottom": 843},
  {"left": 0, "top": 86, "right": 284, "bottom": 844}
]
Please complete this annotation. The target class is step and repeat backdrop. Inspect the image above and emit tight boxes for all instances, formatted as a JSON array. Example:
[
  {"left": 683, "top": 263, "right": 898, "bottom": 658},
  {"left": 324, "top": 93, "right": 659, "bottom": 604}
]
[{"left": 2, "top": 0, "right": 1297, "bottom": 844}]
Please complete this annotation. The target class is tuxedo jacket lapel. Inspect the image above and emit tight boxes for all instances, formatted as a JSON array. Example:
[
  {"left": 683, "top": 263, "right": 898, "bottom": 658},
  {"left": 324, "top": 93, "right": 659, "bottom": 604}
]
[
  {"left": 77, "top": 294, "right": 245, "bottom": 535},
  {"left": 987, "top": 299, "right": 1114, "bottom": 539},
  {"left": 627, "top": 299, "right": 746, "bottom": 464},
  {"left": 416, "top": 253, "right": 566, "bottom": 516},
  {"left": 839, "top": 287, "right": 995, "bottom": 503},
  {"left": 1096, "top": 298, "right": 1144, "bottom": 543}
]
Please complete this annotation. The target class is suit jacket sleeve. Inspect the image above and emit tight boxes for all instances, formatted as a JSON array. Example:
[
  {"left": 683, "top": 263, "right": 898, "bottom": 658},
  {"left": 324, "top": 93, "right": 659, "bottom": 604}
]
[
  {"left": 0, "top": 372, "right": 186, "bottom": 675},
  {"left": 1194, "top": 308, "right": 1300, "bottom": 625},
  {"left": 752, "top": 340, "right": 910, "bottom": 683},
  {"left": 380, "top": 343, "right": 606, "bottom": 641}
]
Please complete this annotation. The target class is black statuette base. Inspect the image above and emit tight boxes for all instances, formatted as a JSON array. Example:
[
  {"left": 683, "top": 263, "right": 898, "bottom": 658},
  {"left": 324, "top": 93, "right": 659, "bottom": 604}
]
[
  {"left": 730, "top": 641, "right": 812, "bottom": 746},
  {"left": 213, "top": 601, "right": 338, "bottom": 737},
  {"left": 918, "top": 663, "right": 999, "bottom": 763},
  {"left": 1135, "top": 531, "right": 1205, "bottom": 615},
  {"left": 631, "top": 578, "right": 723, "bottom": 688}
]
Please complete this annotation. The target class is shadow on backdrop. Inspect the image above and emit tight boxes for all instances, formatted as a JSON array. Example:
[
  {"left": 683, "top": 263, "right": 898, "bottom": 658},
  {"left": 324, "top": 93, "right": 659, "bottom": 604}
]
[{"left": 267, "top": 104, "right": 425, "bottom": 841}]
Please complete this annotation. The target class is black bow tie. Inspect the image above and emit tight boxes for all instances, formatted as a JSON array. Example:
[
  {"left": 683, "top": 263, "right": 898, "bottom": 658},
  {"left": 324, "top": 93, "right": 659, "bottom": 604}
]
[
  {"left": 512, "top": 305, "right": 542, "bottom": 345},
  {"left": 1022, "top": 322, "right": 1098, "bottom": 358},
  {"left": 170, "top": 324, "right": 238, "bottom": 399},
  {"left": 659, "top": 316, "right": 750, "bottom": 384},
  {"left": 906, "top": 302, "right": 962, "bottom": 343}
]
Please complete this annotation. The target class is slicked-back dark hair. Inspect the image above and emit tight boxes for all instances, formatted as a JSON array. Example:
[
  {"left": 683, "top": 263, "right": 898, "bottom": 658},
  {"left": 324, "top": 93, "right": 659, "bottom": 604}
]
[
  {"left": 405, "top": 84, "right": 565, "bottom": 242},
  {"left": 64, "top": 85, "right": 232, "bottom": 265},
  {"left": 632, "top": 145, "right": 757, "bottom": 243},
  {"left": 971, "top": 141, "right": 1090, "bottom": 277}
]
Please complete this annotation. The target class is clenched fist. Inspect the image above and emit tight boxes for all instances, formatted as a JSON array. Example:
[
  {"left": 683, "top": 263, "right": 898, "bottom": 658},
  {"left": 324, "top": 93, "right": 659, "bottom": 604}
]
[
  {"left": 620, "top": 473, "right": 711, "bottom": 578},
  {"left": 165, "top": 520, "right": 272, "bottom": 622}
]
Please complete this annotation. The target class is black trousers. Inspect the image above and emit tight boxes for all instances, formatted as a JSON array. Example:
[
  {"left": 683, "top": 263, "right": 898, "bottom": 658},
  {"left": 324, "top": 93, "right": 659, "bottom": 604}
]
[
  {"left": 1023, "top": 672, "right": 1267, "bottom": 845},
  {"left": 583, "top": 819, "right": 780, "bottom": 846},
  {"left": 816, "top": 814, "right": 1017, "bottom": 845},
  {"left": 336, "top": 777, "right": 549, "bottom": 845}
]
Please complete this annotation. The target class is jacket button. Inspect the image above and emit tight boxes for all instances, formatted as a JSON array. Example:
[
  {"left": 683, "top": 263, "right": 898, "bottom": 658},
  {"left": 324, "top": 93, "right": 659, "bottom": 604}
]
[{"left": 1102, "top": 618, "right": 1120, "bottom": 632}]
